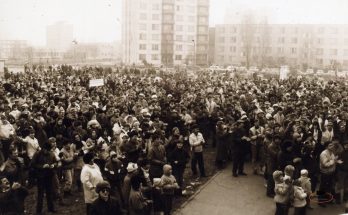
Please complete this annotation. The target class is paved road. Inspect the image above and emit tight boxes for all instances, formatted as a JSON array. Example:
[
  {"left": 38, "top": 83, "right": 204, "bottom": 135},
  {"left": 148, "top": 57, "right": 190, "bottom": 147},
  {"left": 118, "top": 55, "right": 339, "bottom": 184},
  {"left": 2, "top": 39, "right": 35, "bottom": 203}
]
[{"left": 174, "top": 164, "right": 345, "bottom": 215}]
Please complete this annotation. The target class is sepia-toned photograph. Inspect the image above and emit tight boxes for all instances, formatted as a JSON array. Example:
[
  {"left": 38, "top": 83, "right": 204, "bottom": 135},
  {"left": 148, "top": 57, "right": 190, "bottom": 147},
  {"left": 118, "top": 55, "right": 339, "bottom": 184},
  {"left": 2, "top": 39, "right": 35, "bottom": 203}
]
[{"left": 0, "top": 0, "right": 348, "bottom": 214}]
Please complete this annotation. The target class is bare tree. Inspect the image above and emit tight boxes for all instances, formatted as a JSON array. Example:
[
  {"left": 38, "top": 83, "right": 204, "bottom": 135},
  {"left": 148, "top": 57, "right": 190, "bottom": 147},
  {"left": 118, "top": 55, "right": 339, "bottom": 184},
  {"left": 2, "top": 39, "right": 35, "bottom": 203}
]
[{"left": 240, "top": 12, "right": 256, "bottom": 69}]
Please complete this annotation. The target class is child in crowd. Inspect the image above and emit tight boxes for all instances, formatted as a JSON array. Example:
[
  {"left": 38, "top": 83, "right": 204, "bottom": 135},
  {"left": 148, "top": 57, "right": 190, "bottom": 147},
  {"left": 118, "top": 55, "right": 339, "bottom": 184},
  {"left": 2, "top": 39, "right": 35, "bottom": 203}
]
[
  {"left": 298, "top": 169, "right": 312, "bottom": 209},
  {"left": 160, "top": 164, "right": 179, "bottom": 215},
  {"left": 293, "top": 179, "right": 307, "bottom": 215}
]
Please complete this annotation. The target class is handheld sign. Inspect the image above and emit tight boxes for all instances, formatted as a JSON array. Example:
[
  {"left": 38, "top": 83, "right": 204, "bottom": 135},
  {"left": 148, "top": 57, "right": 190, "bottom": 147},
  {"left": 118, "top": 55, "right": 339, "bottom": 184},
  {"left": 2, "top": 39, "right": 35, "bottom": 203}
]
[{"left": 89, "top": 79, "right": 104, "bottom": 87}]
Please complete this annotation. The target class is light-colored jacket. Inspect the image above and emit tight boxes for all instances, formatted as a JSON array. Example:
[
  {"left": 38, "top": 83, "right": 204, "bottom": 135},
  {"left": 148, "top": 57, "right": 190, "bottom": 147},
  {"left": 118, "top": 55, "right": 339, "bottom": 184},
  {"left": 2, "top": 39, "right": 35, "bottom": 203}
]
[
  {"left": 293, "top": 185, "right": 307, "bottom": 208},
  {"left": 298, "top": 176, "right": 311, "bottom": 194},
  {"left": 80, "top": 163, "right": 104, "bottom": 203},
  {"left": 189, "top": 132, "right": 205, "bottom": 153},
  {"left": 320, "top": 149, "right": 336, "bottom": 174},
  {"left": 274, "top": 182, "right": 290, "bottom": 204}
]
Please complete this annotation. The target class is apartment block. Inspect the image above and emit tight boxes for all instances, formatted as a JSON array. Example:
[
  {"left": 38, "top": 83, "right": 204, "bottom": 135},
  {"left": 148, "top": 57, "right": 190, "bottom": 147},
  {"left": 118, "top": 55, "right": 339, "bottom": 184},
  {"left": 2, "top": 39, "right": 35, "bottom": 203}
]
[
  {"left": 122, "top": 0, "right": 209, "bottom": 66},
  {"left": 212, "top": 24, "right": 348, "bottom": 70}
]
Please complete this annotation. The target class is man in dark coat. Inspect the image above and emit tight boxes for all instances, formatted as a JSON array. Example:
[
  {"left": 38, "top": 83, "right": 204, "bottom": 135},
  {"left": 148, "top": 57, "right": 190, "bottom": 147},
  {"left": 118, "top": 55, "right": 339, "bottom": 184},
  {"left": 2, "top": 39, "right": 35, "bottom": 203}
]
[
  {"left": 90, "top": 181, "right": 122, "bottom": 215},
  {"left": 231, "top": 120, "right": 249, "bottom": 177},
  {"left": 168, "top": 140, "right": 190, "bottom": 190},
  {"left": 30, "top": 142, "right": 57, "bottom": 214}
]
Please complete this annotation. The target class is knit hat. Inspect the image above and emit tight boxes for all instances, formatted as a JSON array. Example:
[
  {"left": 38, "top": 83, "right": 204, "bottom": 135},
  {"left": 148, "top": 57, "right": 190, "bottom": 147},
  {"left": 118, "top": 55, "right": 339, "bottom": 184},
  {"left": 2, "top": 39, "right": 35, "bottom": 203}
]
[{"left": 96, "top": 181, "right": 111, "bottom": 193}]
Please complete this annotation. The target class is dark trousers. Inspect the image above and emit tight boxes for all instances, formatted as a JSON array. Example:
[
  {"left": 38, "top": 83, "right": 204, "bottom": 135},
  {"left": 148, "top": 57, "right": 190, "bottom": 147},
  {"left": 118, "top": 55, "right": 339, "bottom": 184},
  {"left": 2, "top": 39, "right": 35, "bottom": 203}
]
[
  {"left": 36, "top": 177, "right": 55, "bottom": 213},
  {"left": 173, "top": 167, "right": 185, "bottom": 188},
  {"left": 294, "top": 206, "right": 306, "bottom": 215},
  {"left": 86, "top": 203, "right": 92, "bottom": 215},
  {"left": 163, "top": 194, "right": 173, "bottom": 215},
  {"left": 232, "top": 151, "right": 245, "bottom": 175},
  {"left": 318, "top": 172, "right": 335, "bottom": 204},
  {"left": 191, "top": 152, "right": 205, "bottom": 177},
  {"left": 266, "top": 173, "right": 275, "bottom": 195},
  {"left": 275, "top": 203, "right": 289, "bottom": 215}
]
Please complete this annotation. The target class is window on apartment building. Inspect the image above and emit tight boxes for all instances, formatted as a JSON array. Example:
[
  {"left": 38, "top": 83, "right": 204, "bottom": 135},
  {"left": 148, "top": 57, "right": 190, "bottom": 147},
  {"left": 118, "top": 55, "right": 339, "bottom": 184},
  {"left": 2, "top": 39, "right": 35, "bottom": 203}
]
[
  {"left": 175, "top": 45, "right": 183, "bottom": 51},
  {"left": 152, "top": 44, "right": 159, "bottom": 50},
  {"left": 293, "top": 27, "right": 298, "bottom": 34},
  {"left": 231, "top": 37, "right": 236, "bottom": 43},
  {"left": 164, "top": 14, "right": 173, "bottom": 22},
  {"left": 140, "top": 13, "right": 147, "bottom": 20},
  {"left": 231, "top": 27, "right": 237, "bottom": 33},
  {"left": 198, "top": 26, "right": 208, "bottom": 34},
  {"left": 175, "top": 55, "right": 182, "bottom": 60},
  {"left": 152, "top": 24, "right": 160, "bottom": 31},
  {"left": 139, "top": 54, "right": 146, "bottom": 60},
  {"left": 219, "top": 37, "right": 225, "bottom": 43},
  {"left": 188, "top": 6, "right": 195, "bottom": 12},
  {"left": 316, "top": 48, "right": 323, "bottom": 55},
  {"left": 139, "top": 33, "right": 147, "bottom": 40},
  {"left": 139, "top": 44, "right": 147, "bottom": 50},
  {"left": 188, "top": 16, "right": 195, "bottom": 22},
  {"left": 218, "top": 46, "right": 224, "bottom": 52},
  {"left": 291, "top": 48, "right": 297, "bottom": 54},
  {"left": 198, "top": 45, "right": 207, "bottom": 51},
  {"left": 188, "top": 26, "right": 195, "bottom": 32},
  {"left": 176, "top": 25, "right": 183, "bottom": 31},
  {"left": 152, "top": 14, "right": 160, "bottom": 20},
  {"left": 163, "top": 4, "right": 173, "bottom": 10},
  {"left": 198, "top": 6, "right": 208, "bottom": 13},
  {"left": 230, "top": 46, "right": 236, "bottom": 52},
  {"left": 176, "top": 5, "right": 181, "bottom": 11},
  {"left": 266, "top": 47, "right": 272, "bottom": 53},
  {"left": 329, "top": 49, "right": 338, "bottom": 55},
  {"left": 152, "top": 34, "right": 160, "bottom": 40},
  {"left": 163, "top": 24, "right": 173, "bottom": 31},
  {"left": 199, "top": 16, "right": 207, "bottom": 23},
  {"left": 218, "top": 55, "right": 224, "bottom": 61},
  {"left": 152, "top": 4, "right": 159, "bottom": 10},
  {"left": 291, "top": 38, "right": 298, "bottom": 44},
  {"left": 176, "top": 35, "right": 183, "bottom": 41},
  {"left": 139, "top": 24, "right": 147, "bottom": 31},
  {"left": 198, "top": 35, "right": 207, "bottom": 42},
  {"left": 152, "top": 54, "right": 159, "bottom": 60},
  {"left": 176, "top": 15, "right": 183, "bottom": 21}
]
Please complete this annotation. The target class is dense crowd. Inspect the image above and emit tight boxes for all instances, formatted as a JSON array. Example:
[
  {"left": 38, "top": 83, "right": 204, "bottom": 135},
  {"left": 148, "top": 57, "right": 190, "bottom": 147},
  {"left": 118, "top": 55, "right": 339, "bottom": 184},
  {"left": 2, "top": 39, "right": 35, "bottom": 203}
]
[{"left": 0, "top": 65, "right": 347, "bottom": 215}]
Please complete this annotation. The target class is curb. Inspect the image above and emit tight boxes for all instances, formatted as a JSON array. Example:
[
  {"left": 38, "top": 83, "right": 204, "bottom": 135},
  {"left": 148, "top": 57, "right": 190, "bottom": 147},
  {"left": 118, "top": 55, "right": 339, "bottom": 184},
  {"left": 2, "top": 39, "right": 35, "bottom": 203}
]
[{"left": 173, "top": 170, "right": 222, "bottom": 214}]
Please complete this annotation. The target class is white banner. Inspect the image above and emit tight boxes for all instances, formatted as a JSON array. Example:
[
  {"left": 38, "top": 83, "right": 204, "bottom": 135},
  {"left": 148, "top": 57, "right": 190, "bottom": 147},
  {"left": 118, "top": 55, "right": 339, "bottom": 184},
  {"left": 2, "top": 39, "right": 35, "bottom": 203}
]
[{"left": 89, "top": 79, "right": 104, "bottom": 87}]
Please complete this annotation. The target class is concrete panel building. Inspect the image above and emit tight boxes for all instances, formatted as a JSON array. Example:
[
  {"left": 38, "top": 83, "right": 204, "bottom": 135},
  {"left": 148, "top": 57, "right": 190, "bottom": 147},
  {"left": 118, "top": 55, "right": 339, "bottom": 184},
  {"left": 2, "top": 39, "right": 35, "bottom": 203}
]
[
  {"left": 122, "top": 0, "right": 209, "bottom": 66},
  {"left": 46, "top": 21, "right": 74, "bottom": 52},
  {"left": 212, "top": 24, "right": 348, "bottom": 70}
]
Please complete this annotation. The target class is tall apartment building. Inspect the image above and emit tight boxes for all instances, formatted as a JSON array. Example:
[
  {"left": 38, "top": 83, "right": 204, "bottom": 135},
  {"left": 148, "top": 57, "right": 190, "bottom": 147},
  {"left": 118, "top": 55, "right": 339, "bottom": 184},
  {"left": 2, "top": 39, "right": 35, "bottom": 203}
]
[
  {"left": 46, "top": 21, "right": 74, "bottom": 52},
  {"left": 212, "top": 24, "right": 348, "bottom": 70},
  {"left": 122, "top": 0, "right": 209, "bottom": 66}
]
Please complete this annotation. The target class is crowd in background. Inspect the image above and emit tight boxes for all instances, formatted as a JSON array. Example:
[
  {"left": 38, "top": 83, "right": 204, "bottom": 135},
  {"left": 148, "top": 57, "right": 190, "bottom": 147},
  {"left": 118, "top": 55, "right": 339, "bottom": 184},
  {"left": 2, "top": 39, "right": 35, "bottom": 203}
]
[{"left": 0, "top": 65, "right": 347, "bottom": 215}]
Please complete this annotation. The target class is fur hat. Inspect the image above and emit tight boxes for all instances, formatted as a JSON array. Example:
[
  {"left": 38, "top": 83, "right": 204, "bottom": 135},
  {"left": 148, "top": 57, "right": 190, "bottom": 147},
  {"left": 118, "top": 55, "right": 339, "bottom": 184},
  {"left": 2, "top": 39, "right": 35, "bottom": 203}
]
[{"left": 96, "top": 181, "right": 111, "bottom": 193}]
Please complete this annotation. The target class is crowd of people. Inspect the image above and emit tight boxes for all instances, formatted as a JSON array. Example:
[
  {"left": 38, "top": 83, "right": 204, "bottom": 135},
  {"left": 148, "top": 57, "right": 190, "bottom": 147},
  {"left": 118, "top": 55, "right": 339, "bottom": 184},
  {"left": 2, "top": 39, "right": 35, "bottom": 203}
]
[{"left": 0, "top": 64, "right": 347, "bottom": 215}]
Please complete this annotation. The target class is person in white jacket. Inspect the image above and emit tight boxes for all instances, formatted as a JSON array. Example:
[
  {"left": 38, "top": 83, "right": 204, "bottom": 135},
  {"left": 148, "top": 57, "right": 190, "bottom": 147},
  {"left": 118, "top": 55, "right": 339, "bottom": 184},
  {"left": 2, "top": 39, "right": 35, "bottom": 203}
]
[
  {"left": 293, "top": 179, "right": 307, "bottom": 215},
  {"left": 80, "top": 152, "right": 104, "bottom": 215}
]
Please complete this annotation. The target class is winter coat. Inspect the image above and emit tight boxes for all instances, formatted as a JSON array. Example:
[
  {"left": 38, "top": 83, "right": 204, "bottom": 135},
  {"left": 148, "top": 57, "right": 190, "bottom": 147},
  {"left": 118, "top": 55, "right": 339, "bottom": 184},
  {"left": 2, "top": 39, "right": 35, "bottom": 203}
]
[
  {"left": 319, "top": 149, "right": 336, "bottom": 174},
  {"left": 90, "top": 197, "right": 122, "bottom": 215},
  {"left": 80, "top": 163, "right": 104, "bottom": 203},
  {"left": 274, "top": 182, "right": 290, "bottom": 204},
  {"left": 293, "top": 185, "right": 307, "bottom": 208}
]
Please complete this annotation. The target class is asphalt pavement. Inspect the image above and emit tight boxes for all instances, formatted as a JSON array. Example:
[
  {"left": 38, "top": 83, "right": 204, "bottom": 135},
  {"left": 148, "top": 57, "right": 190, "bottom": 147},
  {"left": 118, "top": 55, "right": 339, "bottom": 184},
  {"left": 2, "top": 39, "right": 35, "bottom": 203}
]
[{"left": 174, "top": 163, "right": 345, "bottom": 215}]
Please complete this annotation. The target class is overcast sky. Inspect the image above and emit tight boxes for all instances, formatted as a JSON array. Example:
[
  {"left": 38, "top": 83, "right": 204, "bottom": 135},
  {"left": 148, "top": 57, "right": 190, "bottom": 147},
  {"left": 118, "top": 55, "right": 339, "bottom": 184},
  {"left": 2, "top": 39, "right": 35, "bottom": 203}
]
[{"left": 0, "top": 0, "right": 347, "bottom": 46}]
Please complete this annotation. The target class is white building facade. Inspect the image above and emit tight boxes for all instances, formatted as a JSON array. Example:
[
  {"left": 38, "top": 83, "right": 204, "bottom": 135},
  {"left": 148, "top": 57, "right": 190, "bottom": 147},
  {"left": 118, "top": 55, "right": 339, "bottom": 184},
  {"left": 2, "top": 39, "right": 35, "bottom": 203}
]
[{"left": 122, "top": 0, "right": 209, "bottom": 66}]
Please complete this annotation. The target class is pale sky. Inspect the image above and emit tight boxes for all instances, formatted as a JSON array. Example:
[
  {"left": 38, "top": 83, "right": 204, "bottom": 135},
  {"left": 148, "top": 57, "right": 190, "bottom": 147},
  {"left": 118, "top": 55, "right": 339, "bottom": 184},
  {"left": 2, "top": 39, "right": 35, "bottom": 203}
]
[{"left": 0, "top": 0, "right": 347, "bottom": 46}]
